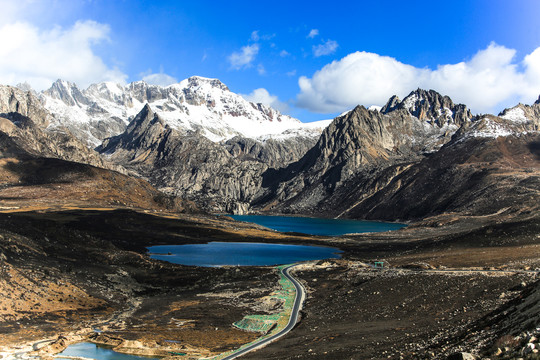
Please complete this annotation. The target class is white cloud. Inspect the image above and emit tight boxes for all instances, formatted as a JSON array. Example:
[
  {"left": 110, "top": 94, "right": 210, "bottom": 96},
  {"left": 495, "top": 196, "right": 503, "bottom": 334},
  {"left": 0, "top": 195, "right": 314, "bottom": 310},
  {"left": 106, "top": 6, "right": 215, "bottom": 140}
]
[
  {"left": 241, "top": 88, "right": 290, "bottom": 113},
  {"left": 141, "top": 72, "right": 178, "bottom": 86},
  {"left": 287, "top": 70, "right": 297, "bottom": 77},
  {"left": 297, "top": 43, "right": 540, "bottom": 114},
  {"left": 251, "top": 30, "right": 259, "bottom": 41},
  {"left": 307, "top": 29, "right": 319, "bottom": 39},
  {"left": 313, "top": 40, "right": 338, "bottom": 57},
  {"left": 257, "top": 64, "right": 266, "bottom": 75},
  {"left": 280, "top": 50, "right": 290, "bottom": 57},
  {"left": 228, "top": 44, "right": 259, "bottom": 70},
  {"left": 0, "top": 20, "right": 127, "bottom": 91}
]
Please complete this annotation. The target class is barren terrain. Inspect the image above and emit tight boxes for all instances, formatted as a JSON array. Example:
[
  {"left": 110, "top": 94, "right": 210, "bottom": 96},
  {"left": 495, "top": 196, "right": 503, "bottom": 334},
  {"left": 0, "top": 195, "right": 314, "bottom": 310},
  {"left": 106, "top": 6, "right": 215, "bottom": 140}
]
[{"left": 0, "top": 209, "right": 538, "bottom": 359}]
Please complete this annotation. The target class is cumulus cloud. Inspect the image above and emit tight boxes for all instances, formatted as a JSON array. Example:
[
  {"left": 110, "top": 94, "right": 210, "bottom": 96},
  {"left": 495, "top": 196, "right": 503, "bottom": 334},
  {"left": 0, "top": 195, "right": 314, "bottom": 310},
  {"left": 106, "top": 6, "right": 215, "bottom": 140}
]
[
  {"left": 0, "top": 20, "right": 127, "bottom": 91},
  {"left": 141, "top": 72, "right": 178, "bottom": 86},
  {"left": 241, "top": 88, "right": 290, "bottom": 113},
  {"left": 228, "top": 44, "right": 260, "bottom": 70},
  {"left": 313, "top": 39, "right": 338, "bottom": 57},
  {"left": 280, "top": 50, "right": 290, "bottom": 57},
  {"left": 307, "top": 29, "right": 319, "bottom": 38},
  {"left": 297, "top": 43, "right": 540, "bottom": 114}
]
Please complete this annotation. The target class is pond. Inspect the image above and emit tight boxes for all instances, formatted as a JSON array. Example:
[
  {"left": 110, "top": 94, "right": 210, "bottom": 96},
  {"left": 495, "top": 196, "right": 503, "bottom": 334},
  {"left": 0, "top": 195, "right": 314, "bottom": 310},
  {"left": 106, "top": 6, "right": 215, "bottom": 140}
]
[
  {"left": 229, "top": 214, "right": 406, "bottom": 236},
  {"left": 148, "top": 242, "right": 342, "bottom": 267},
  {"left": 56, "top": 342, "right": 160, "bottom": 360}
]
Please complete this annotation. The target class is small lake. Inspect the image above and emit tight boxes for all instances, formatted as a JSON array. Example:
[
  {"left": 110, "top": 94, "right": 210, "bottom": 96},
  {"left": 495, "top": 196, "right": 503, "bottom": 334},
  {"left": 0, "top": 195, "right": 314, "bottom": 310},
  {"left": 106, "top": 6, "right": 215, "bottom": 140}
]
[
  {"left": 148, "top": 242, "right": 342, "bottom": 267},
  {"left": 56, "top": 342, "right": 159, "bottom": 360},
  {"left": 229, "top": 215, "right": 406, "bottom": 236}
]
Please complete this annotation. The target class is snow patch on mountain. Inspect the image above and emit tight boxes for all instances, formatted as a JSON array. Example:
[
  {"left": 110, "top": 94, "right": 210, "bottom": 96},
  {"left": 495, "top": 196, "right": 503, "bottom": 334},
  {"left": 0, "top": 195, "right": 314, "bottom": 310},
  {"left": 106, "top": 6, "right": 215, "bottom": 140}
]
[
  {"left": 465, "top": 118, "right": 517, "bottom": 139},
  {"left": 500, "top": 107, "right": 528, "bottom": 123}
]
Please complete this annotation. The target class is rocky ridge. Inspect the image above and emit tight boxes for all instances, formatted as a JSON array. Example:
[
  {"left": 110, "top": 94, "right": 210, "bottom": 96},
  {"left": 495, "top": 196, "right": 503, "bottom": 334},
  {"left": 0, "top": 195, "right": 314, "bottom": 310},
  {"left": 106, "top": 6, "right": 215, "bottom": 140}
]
[
  {"left": 98, "top": 105, "right": 270, "bottom": 213},
  {"left": 499, "top": 95, "right": 540, "bottom": 127},
  {"left": 40, "top": 76, "right": 330, "bottom": 147},
  {"left": 0, "top": 86, "right": 123, "bottom": 172},
  {"left": 96, "top": 87, "right": 540, "bottom": 217},
  {"left": 4, "top": 80, "right": 540, "bottom": 220},
  {"left": 251, "top": 90, "right": 540, "bottom": 220}
]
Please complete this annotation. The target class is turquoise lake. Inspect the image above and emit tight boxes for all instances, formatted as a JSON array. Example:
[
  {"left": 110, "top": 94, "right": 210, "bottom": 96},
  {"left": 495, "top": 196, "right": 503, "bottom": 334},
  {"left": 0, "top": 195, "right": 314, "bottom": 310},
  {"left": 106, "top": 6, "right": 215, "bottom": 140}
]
[
  {"left": 229, "top": 214, "right": 406, "bottom": 236},
  {"left": 56, "top": 342, "right": 159, "bottom": 360},
  {"left": 148, "top": 242, "right": 342, "bottom": 267}
]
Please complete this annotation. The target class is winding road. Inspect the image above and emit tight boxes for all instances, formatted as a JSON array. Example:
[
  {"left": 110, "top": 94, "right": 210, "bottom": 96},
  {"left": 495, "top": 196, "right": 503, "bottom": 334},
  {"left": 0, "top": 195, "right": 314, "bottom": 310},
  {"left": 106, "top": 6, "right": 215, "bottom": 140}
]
[{"left": 221, "top": 264, "right": 305, "bottom": 360}]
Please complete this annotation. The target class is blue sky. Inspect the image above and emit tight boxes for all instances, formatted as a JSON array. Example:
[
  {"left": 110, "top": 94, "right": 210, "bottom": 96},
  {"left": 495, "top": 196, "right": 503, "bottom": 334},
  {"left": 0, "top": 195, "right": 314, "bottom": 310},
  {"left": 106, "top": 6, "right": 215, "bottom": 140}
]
[{"left": 1, "top": 0, "right": 540, "bottom": 121}]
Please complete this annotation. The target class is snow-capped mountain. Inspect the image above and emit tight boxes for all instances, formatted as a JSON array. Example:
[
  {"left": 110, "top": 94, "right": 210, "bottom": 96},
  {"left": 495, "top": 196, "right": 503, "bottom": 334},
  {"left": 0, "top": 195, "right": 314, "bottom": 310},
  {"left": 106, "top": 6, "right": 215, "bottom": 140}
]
[{"left": 40, "top": 76, "right": 330, "bottom": 147}]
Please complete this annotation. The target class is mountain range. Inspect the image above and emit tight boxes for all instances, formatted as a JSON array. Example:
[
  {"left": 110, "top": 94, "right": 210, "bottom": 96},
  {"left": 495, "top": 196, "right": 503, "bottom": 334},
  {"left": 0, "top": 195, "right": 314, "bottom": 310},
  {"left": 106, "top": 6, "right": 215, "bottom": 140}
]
[
  {"left": 1, "top": 77, "right": 539, "bottom": 219},
  {"left": 40, "top": 76, "right": 330, "bottom": 147}
]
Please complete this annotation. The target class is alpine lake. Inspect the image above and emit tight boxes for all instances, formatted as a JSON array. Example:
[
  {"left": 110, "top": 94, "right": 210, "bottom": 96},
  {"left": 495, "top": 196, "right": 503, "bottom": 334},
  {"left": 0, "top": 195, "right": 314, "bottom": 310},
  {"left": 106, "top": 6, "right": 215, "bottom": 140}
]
[{"left": 148, "top": 215, "right": 406, "bottom": 267}]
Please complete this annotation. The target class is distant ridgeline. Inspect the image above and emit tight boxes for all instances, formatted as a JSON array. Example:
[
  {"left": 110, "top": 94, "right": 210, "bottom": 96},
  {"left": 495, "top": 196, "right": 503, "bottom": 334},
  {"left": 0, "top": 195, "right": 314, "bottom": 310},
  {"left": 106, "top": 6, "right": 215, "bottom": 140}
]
[{"left": 1, "top": 81, "right": 539, "bottom": 221}]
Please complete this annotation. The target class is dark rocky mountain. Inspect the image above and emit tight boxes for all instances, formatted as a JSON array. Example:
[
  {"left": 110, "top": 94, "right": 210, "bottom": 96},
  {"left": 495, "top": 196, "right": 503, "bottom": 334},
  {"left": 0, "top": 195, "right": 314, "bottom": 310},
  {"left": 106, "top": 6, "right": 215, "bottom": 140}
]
[
  {"left": 98, "top": 105, "right": 268, "bottom": 213},
  {"left": 96, "top": 87, "right": 540, "bottom": 219},
  {"left": 251, "top": 91, "right": 540, "bottom": 220}
]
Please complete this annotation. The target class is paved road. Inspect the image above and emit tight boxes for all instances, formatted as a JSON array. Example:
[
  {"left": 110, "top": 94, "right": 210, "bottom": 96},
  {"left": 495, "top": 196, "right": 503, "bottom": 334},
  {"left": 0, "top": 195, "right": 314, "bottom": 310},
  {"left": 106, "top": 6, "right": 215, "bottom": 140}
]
[{"left": 221, "top": 264, "right": 305, "bottom": 360}]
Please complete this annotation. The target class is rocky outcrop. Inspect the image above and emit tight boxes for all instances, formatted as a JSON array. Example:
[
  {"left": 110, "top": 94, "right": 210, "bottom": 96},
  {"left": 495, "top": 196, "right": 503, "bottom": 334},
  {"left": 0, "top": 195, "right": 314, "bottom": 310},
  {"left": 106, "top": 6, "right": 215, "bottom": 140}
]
[
  {"left": 0, "top": 85, "right": 51, "bottom": 127},
  {"left": 224, "top": 135, "right": 318, "bottom": 168}
]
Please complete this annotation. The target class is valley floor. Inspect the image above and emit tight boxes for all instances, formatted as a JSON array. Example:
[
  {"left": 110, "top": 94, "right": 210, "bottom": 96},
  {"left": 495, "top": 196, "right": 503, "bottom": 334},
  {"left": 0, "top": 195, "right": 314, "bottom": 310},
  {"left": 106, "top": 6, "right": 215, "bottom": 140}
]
[{"left": 0, "top": 208, "right": 538, "bottom": 359}]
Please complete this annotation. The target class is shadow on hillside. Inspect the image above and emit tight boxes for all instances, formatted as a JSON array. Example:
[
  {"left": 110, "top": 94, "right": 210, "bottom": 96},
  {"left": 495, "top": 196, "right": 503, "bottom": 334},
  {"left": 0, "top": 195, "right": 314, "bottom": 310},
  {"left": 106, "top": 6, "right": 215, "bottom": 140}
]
[
  {"left": 3, "top": 157, "right": 95, "bottom": 186},
  {"left": 528, "top": 141, "right": 540, "bottom": 160}
]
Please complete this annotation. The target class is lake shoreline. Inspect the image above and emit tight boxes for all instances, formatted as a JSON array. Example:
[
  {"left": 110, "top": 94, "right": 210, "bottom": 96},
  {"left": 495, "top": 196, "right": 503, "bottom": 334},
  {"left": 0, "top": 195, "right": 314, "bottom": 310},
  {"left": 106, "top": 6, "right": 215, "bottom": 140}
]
[
  {"left": 228, "top": 214, "right": 407, "bottom": 236},
  {"left": 147, "top": 242, "right": 343, "bottom": 267}
]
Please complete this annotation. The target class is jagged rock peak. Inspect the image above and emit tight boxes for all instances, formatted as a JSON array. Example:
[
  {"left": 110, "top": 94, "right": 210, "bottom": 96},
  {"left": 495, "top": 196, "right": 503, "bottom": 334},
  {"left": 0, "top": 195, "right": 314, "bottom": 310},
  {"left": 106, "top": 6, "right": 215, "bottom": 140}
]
[
  {"left": 139, "top": 103, "right": 154, "bottom": 117},
  {"left": 381, "top": 88, "right": 472, "bottom": 127},
  {"left": 128, "top": 103, "right": 163, "bottom": 130},
  {"left": 380, "top": 95, "right": 401, "bottom": 113},
  {"left": 535, "top": 95, "right": 540, "bottom": 105},
  {"left": 42, "top": 79, "right": 90, "bottom": 107}
]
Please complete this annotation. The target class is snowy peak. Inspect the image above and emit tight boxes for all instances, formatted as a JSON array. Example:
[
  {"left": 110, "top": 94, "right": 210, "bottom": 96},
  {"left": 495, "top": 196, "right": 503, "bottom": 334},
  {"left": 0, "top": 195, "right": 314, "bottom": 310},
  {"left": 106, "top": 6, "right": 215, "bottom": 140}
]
[
  {"left": 381, "top": 89, "right": 472, "bottom": 127},
  {"left": 39, "top": 76, "right": 326, "bottom": 147},
  {"left": 43, "top": 79, "right": 90, "bottom": 107},
  {"left": 179, "top": 76, "right": 230, "bottom": 92},
  {"left": 85, "top": 82, "right": 128, "bottom": 105},
  {"left": 499, "top": 97, "right": 540, "bottom": 127}
]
